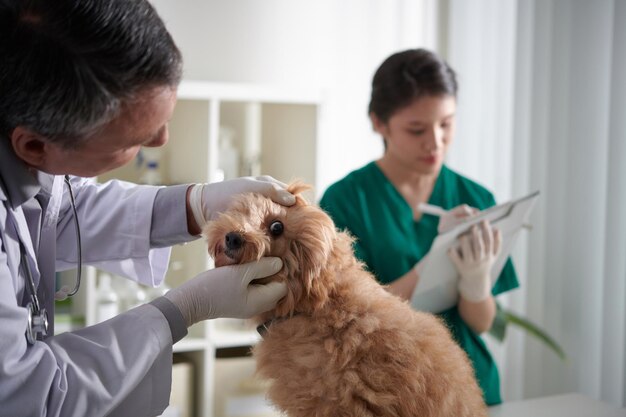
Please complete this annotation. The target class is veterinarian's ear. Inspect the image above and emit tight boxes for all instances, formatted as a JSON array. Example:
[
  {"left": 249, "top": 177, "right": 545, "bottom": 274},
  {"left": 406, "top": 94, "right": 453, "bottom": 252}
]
[{"left": 10, "top": 126, "right": 50, "bottom": 169}]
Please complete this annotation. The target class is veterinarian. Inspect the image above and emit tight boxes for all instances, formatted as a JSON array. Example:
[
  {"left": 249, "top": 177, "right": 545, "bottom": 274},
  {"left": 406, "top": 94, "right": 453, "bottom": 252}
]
[
  {"left": 320, "top": 48, "right": 519, "bottom": 406},
  {"left": 0, "top": 1, "right": 293, "bottom": 416}
]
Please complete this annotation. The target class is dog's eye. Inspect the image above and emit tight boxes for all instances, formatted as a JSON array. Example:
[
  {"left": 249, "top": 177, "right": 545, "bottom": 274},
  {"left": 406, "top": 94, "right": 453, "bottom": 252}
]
[{"left": 269, "top": 220, "right": 284, "bottom": 237}]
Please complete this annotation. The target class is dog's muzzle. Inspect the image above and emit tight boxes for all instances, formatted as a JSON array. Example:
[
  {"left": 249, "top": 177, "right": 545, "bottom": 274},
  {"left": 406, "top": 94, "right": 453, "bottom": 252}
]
[{"left": 224, "top": 231, "right": 244, "bottom": 259}]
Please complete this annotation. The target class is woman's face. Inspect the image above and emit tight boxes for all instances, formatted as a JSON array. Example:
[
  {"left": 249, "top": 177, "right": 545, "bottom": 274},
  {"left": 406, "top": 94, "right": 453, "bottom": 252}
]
[
  {"left": 40, "top": 86, "right": 177, "bottom": 177},
  {"left": 374, "top": 94, "right": 456, "bottom": 176}
]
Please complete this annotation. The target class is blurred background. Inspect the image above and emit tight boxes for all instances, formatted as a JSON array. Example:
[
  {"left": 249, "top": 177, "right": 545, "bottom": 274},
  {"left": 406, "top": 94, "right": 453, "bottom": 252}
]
[{"left": 149, "top": 0, "right": 625, "bottom": 411}]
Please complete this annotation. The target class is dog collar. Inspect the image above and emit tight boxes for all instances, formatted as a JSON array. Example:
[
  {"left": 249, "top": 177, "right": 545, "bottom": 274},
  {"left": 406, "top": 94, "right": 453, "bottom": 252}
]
[{"left": 256, "top": 314, "right": 299, "bottom": 338}]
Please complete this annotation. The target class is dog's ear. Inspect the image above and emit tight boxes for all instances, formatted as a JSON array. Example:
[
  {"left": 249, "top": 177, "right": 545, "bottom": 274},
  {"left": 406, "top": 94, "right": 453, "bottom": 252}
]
[
  {"left": 292, "top": 238, "right": 332, "bottom": 310},
  {"left": 287, "top": 180, "right": 312, "bottom": 205}
]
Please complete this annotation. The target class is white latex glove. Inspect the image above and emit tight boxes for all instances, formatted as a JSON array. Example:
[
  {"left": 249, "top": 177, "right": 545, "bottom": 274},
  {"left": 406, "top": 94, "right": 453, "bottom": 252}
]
[
  {"left": 164, "top": 257, "right": 287, "bottom": 326},
  {"left": 448, "top": 221, "right": 501, "bottom": 302},
  {"left": 189, "top": 176, "right": 296, "bottom": 228},
  {"left": 437, "top": 204, "right": 479, "bottom": 234}
]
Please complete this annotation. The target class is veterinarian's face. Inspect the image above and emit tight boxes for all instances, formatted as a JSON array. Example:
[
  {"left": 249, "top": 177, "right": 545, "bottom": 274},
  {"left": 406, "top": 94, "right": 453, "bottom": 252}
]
[
  {"left": 374, "top": 94, "right": 456, "bottom": 175},
  {"left": 38, "top": 86, "right": 177, "bottom": 177}
]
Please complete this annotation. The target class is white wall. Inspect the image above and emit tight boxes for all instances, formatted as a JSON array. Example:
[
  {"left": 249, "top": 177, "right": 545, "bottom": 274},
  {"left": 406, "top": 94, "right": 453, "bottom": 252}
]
[
  {"left": 150, "top": 0, "right": 440, "bottom": 196},
  {"left": 520, "top": 0, "right": 626, "bottom": 406},
  {"left": 447, "top": 0, "right": 626, "bottom": 407},
  {"left": 445, "top": 0, "right": 523, "bottom": 401},
  {"left": 446, "top": 0, "right": 518, "bottom": 201}
]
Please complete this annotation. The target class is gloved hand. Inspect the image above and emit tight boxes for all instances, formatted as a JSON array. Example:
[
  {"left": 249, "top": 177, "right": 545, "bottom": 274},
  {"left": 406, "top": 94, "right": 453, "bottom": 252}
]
[
  {"left": 437, "top": 204, "right": 479, "bottom": 234},
  {"left": 448, "top": 220, "right": 501, "bottom": 302},
  {"left": 164, "top": 257, "right": 287, "bottom": 326},
  {"left": 188, "top": 176, "right": 296, "bottom": 228}
]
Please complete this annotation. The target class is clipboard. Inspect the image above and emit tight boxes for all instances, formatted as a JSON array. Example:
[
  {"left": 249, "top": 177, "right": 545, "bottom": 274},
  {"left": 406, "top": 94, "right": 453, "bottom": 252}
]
[{"left": 410, "top": 190, "right": 540, "bottom": 313}]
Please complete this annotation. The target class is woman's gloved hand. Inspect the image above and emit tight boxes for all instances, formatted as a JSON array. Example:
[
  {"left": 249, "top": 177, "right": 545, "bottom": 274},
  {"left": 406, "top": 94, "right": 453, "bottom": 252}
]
[
  {"left": 448, "top": 220, "right": 501, "bottom": 302},
  {"left": 188, "top": 176, "right": 296, "bottom": 228},
  {"left": 164, "top": 258, "right": 287, "bottom": 326},
  {"left": 437, "top": 204, "right": 479, "bottom": 234}
]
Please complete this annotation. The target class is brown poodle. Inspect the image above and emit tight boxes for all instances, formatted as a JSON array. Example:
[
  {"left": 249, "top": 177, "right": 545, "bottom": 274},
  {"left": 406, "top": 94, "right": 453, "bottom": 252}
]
[{"left": 204, "top": 183, "right": 488, "bottom": 417}]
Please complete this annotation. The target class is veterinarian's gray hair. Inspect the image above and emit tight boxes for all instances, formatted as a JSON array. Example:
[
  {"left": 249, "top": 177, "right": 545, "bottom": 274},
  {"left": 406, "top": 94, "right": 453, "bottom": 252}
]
[{"left": 0, "top": 0, "right": 182, "bottom": 149}]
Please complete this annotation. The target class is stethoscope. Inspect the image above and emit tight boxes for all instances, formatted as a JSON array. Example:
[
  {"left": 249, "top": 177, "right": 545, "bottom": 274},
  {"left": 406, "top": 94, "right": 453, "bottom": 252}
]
[{"left": 20, "top": 175, "right": 82, "bottom": 344}]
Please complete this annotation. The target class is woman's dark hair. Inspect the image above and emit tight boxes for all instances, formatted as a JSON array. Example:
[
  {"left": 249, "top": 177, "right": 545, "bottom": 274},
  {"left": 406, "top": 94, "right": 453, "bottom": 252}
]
[
  {"left": 368, "top": 48, "right": 458, "bottom": 123},
  {"left": 0, "top": 0, "right": 183, "bottom": 148}
]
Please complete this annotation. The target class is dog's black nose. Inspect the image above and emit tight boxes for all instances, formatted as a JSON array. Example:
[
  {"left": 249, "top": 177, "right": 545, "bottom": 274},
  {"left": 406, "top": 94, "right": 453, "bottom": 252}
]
[{"left": 225, "top": 232, "right": 244, "bottom": 250}]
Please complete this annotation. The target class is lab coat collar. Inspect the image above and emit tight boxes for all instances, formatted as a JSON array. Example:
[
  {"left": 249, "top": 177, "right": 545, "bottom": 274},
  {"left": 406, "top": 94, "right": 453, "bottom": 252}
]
[{"left": 0, "top": 138, "right": 44, "bottom": 209}]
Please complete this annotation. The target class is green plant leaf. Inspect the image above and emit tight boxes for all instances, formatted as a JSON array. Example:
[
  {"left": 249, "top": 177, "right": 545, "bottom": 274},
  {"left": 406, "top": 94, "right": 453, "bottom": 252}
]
[
  {"left": 489, "top": 304, "right": 508, "bottom": 342},
  {"left": 503, "top": 309, "right": 567, "bottom": 361}
]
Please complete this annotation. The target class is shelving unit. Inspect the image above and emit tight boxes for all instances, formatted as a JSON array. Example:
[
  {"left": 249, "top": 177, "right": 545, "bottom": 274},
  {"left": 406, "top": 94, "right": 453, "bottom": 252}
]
[{"left": 57, "top": 80, "right": 324, "bottom": 417}]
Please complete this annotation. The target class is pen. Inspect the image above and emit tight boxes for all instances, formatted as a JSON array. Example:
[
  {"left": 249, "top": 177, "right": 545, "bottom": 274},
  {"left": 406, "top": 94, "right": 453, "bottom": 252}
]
[
  {"left": 417, "top": 203, "right": 448, "bottom": 217},
  {"left": 418, "top": 202, "right": 533, "bottom": 230}
]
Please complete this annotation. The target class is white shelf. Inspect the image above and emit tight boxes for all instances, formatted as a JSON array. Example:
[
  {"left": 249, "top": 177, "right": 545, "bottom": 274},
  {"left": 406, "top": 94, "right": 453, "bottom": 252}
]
[
  {"left": 209, "top": 329, "right": 261, "bottom": 350},
  {"left": 178, "top": 80, "right": 322, "bottom": 104},
  {"left": 173, "top": 337, "right": 208, "bottom": 353},
  {"left": 67, "top": 80, "right": 324, "bottom": 417}
]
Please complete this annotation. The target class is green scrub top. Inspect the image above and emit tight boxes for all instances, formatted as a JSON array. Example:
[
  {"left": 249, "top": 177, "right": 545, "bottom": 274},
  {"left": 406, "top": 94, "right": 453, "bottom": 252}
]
[{"left": 319, "top": 162, "right": 519, "bottom": 406}]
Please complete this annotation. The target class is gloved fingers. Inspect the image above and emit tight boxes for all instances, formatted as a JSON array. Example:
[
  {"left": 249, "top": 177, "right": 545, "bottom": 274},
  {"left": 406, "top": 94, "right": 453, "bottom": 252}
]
[
  {"left": 461, "top": 233, "right": 475, "bottom": 263},
  {"left": 247, "top": 176, "right": 296, "bottom": 206},
  {"left": 248, "top": 281, "right": 288, "bottom": 309},
  {"left": 438, "top": 204, "right": 479, "bottom": 233},
  {"left": 257, "top": 175, "right": 289, "bottom": 188},
  {"left": 470, "top": 225, "right": 484, "bottom": 261},
  {"left": 449, "top": 204, "right": 478, "bottom": 219},
  {"left": 267, "top": 184, "right": 296, "bottom": 206},
  {"left": 480, "top": 220, "right": 493, "bottom": 257},
  {"left": 199, "top": 176, "right": 296, "bottom": 223},
  {"left": 164, "top": 258, "right": 285, "bottom": 324},
  {"left": 459, "top": 230, "right": 476, "bottom": 264},
  {"left": 447, "top": 246, "right": 463, "bottom": 269},
  {"left": 492, "top": 227, "right": 502, "bottom": 256},
  {"left": 236, "top": 257, "right": 284, "bottom": 284}
]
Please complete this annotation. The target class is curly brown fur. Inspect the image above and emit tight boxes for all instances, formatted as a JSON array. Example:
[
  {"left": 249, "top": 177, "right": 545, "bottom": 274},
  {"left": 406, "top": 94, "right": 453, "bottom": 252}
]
[{"left": 204, "top": 182, "right": 488, "bottom": 417}]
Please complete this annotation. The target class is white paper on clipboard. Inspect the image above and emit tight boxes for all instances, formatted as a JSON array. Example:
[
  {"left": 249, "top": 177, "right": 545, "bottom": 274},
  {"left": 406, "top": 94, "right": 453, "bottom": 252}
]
[{"left": 410, "top": 190, "right": 540, "bottom": 314}]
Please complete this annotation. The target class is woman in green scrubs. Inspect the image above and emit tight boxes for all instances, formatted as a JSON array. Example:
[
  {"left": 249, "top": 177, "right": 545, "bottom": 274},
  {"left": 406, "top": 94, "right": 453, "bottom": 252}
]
[{"left": 319, "top": 48, "right": 518, "bottom": 406}]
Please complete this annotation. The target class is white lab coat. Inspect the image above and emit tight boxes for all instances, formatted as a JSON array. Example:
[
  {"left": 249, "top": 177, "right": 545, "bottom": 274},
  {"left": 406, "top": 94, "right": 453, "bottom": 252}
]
[{"left": 0, "top": 141, "right": 193, "bottom": 416}]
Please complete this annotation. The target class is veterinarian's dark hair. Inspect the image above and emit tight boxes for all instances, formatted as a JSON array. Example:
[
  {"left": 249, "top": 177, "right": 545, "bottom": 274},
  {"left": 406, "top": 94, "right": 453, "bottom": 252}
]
[
  {"left": 0, "top": 0, "right": 182, "bottom": 148},
  {"left": 368, "top": 48, "right": 458, "bottom": 123}
]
